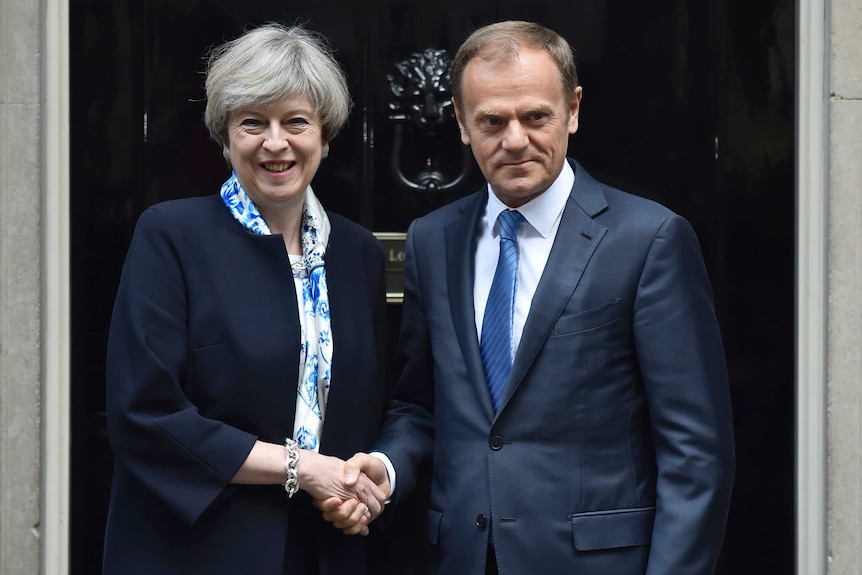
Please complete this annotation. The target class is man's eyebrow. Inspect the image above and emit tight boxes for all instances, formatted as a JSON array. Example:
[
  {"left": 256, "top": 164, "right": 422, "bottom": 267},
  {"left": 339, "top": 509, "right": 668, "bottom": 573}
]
[{"left": 473, "top": 107, "right": 500, "bottom": 117}]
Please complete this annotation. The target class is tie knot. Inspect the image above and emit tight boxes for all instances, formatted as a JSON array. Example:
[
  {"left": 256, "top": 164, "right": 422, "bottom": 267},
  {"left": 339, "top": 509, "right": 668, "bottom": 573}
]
[{"left": 497, "top": 210, "right": 525, "bottom": 242}]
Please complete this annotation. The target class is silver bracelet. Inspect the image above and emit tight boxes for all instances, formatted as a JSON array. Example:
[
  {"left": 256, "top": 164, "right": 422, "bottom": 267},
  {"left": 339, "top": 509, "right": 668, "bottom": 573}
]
[{"left": 284, "top": 438, "right": 300, "bottom": 498}]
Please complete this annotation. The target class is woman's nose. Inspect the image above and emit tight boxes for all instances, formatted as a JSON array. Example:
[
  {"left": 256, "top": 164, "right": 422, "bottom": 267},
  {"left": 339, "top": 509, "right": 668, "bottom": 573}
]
[{"left": 262, "top": 122, "right": 289, "bottom": 152}]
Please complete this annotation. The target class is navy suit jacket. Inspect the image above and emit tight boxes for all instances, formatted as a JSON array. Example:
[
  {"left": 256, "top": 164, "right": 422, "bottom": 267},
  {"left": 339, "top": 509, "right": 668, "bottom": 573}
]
[
  {"left": 103, "top": 194, "right": 387, "bottom": 575},
  {"left": 376, "top": 160, "right": 735, "bottom": 575}
]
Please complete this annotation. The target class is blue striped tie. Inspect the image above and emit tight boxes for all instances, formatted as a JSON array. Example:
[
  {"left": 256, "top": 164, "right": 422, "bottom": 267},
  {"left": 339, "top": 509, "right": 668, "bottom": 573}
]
[{"left": 481, "top": 209, "right": 525, "bottom": 412}]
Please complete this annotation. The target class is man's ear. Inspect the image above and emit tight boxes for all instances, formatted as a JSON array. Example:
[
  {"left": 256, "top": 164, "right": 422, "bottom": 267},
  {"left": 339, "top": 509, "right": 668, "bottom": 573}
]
[
  {"left": 453, "top": 97, "right": 471, "bottom": 145},
  {"left": 568, "top": 86, "right": 583, "bottom": 135}
]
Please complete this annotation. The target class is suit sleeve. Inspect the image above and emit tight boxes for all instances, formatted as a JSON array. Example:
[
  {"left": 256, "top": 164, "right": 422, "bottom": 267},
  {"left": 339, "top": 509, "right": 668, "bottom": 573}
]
[
  {"left": 633, "top": 214, "right": 735, "bottom": 575},
  {"left": 373, "top": 220, "right": 435, "bottom": 506},
  {"left": 105, "top": 206, "right": 257, "bottom": 525}
]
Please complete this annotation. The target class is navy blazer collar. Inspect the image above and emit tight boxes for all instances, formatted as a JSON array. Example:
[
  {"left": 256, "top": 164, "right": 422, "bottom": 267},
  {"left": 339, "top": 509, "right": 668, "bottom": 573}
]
[{"left": 445, "top": 159, "right": 609, "bottom": 420}]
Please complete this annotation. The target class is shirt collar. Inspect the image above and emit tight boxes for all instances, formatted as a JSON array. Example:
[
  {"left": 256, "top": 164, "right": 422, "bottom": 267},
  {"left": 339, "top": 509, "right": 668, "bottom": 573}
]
[{"left": 485, "top": 160, "right": 574, "bottom": 239}]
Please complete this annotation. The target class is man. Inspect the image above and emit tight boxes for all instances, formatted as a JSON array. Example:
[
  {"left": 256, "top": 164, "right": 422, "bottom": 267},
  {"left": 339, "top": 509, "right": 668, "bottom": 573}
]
[{"left": 322, "top": 20, "right": 735, "bottom": 575}]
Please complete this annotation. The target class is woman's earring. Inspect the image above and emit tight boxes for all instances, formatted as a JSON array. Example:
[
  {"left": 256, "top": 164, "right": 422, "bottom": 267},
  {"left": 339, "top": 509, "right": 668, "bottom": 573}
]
[{"left": 322, "top": 145, "right": 330, "bottom": 159}]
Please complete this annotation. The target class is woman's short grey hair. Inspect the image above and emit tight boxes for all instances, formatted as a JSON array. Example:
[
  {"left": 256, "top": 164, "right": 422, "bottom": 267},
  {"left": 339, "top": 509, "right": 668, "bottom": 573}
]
[{"left": 204, "top": 23, "right": 352, "bottom": 148}]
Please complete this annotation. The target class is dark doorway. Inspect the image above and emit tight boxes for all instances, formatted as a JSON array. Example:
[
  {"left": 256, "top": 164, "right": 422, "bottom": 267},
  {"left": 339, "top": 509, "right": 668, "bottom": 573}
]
[{"left": 70, "top": 1, "right": 795, "bottom": 573}]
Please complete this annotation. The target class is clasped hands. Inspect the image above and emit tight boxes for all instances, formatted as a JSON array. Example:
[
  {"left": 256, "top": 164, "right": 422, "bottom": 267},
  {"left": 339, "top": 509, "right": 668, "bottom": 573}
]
[{"left": 305, "top": 452, "right": 389, "bottom": 536}]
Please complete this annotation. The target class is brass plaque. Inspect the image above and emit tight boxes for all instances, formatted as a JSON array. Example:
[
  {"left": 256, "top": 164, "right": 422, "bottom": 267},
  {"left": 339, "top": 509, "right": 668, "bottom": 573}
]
[{"left": 373, "top": 232, "right": 407, "bottom": 303}]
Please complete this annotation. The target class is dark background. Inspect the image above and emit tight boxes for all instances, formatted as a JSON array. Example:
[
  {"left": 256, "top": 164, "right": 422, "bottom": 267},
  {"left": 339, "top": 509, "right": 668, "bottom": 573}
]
[{"left": 70, "top": 0, "right": 795, "bottom": 573}]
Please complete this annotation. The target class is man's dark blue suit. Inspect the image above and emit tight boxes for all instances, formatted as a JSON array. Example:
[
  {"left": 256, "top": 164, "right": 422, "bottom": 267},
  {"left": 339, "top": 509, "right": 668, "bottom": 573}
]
[{"left": 375, "top": 159, "right": 735, "bottom": 575}]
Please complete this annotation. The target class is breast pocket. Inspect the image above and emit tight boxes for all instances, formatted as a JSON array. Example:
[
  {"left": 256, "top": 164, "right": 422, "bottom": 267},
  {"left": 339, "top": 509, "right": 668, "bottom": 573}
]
[{"left": 553, "top": 298, "right": 622, "bottom": 336}]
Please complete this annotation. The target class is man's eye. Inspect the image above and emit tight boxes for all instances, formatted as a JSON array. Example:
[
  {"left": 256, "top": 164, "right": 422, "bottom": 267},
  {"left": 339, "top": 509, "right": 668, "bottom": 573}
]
[
  {"left": 529, "top": 113, "right": 546, "bottom": 121},
  {"left": 484, "top": 118, "right": 500, "bottom": 127}
]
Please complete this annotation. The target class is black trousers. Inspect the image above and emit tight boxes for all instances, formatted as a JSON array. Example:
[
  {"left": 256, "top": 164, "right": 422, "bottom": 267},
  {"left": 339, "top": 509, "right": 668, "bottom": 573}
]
[{"left": 485, "top": 545, "right": 498, "bottom": 575}]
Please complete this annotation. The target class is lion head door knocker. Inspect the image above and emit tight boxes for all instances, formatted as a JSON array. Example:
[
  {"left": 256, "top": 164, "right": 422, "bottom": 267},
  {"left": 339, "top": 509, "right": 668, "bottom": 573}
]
[{"left": 388, "top": 48, "right": 471, "bottom": 194}]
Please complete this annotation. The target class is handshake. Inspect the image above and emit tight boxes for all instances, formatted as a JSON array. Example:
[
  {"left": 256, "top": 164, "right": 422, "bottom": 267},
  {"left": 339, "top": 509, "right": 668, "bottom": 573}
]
[{"left": 301, "top": 451, "right": 389, "bottom": 537}]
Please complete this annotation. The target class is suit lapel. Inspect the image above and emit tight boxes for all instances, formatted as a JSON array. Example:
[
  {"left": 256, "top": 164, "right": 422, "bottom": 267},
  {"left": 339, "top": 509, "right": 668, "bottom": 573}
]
[
  {"left": 446, "top": 192, "right": 497, "bottom": 420},
  {"left": 500, "top": 162, "right": 609, "bottom": 412}
]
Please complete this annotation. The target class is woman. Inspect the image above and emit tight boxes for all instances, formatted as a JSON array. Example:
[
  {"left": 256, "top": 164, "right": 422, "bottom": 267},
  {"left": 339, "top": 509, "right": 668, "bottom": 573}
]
[{"left": 103, "top": 23, "right": 388, "bottom": 575}]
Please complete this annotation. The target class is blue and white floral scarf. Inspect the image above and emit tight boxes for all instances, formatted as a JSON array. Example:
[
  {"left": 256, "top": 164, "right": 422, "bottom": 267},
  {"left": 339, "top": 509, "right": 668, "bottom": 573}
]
[{"left": 221, "top": 171, "right": 332, "bottom": 452}]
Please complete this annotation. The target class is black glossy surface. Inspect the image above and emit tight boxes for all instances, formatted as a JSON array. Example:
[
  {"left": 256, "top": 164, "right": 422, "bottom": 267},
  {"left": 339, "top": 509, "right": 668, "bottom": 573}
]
[{"left": 70, "top": 1, "right": 795, "bottom": 573}]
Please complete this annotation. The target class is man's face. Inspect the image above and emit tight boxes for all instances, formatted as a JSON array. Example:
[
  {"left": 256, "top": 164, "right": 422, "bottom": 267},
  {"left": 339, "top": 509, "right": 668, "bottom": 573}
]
[{"left": 454, "top": 47, "right": 582, "bottom": 208}]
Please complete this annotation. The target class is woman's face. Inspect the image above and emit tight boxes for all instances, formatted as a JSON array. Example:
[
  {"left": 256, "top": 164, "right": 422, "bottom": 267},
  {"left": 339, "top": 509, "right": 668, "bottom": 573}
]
[{"left": 226, "top": 94, "right": 324, "bottom": 218}]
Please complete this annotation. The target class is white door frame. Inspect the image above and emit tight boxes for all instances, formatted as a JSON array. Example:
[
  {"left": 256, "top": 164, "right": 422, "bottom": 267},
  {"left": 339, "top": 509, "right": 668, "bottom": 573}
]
[
  {"left": 42, "top": 0, "right": 71, "bottom": 574},
  {"left": 795, "top": 0, "right": 828, "bottom": 572}
]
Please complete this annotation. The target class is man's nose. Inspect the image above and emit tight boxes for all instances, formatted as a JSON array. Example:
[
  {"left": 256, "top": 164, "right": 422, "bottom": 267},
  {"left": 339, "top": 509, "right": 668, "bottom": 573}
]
[{"left": 502, "top": 121, "right": 528, "bottom": 150}]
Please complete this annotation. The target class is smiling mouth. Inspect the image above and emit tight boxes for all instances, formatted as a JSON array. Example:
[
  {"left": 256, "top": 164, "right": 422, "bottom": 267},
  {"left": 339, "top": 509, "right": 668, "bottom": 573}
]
[{"left": 262, "top": 162, "right": 295, "bottom": 172}]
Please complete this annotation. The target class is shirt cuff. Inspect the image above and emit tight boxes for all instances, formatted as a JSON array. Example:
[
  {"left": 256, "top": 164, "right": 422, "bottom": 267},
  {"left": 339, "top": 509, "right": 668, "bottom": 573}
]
[{"left": 369, "top": 451, "right": 396, "bottom": 502}]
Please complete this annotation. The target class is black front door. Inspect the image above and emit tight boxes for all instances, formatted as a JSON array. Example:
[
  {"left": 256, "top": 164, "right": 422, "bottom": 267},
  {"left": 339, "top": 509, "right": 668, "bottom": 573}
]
[{"left": 70, "top": 1, "right": 795, "bottom": 573}]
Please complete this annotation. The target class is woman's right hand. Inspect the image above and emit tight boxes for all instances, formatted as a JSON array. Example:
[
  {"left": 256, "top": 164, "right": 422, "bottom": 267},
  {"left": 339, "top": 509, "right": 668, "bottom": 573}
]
[
  {"left": 313, "top": 452, "right": 391, "bottom": 535},
  {"left": 297, "top": 450, "right": 386, "bottom": 523},
  {"left": 231, "top": 440, "right": 386, "bottom": 529}
]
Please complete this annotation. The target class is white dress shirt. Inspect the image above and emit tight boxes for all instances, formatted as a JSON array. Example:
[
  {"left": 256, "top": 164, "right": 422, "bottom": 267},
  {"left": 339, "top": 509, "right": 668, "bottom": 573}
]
[{"left": 475, "top": 161, "right": 574, "bottom": 353}]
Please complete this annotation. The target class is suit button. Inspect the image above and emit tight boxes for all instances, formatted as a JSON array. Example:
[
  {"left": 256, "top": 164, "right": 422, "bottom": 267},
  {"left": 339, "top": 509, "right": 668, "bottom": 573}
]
[
  {"left": 489, "top": 435, "right": 504, "bottom": 450},
  {"left": 476, "top": 514, "right": 487, "bottom": 529}
]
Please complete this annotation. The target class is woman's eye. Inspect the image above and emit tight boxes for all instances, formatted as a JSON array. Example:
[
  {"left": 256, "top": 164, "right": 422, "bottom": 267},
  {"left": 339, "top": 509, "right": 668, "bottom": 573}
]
[{"left": 240, "top": 118, "right": 262, "bottom": 127}]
